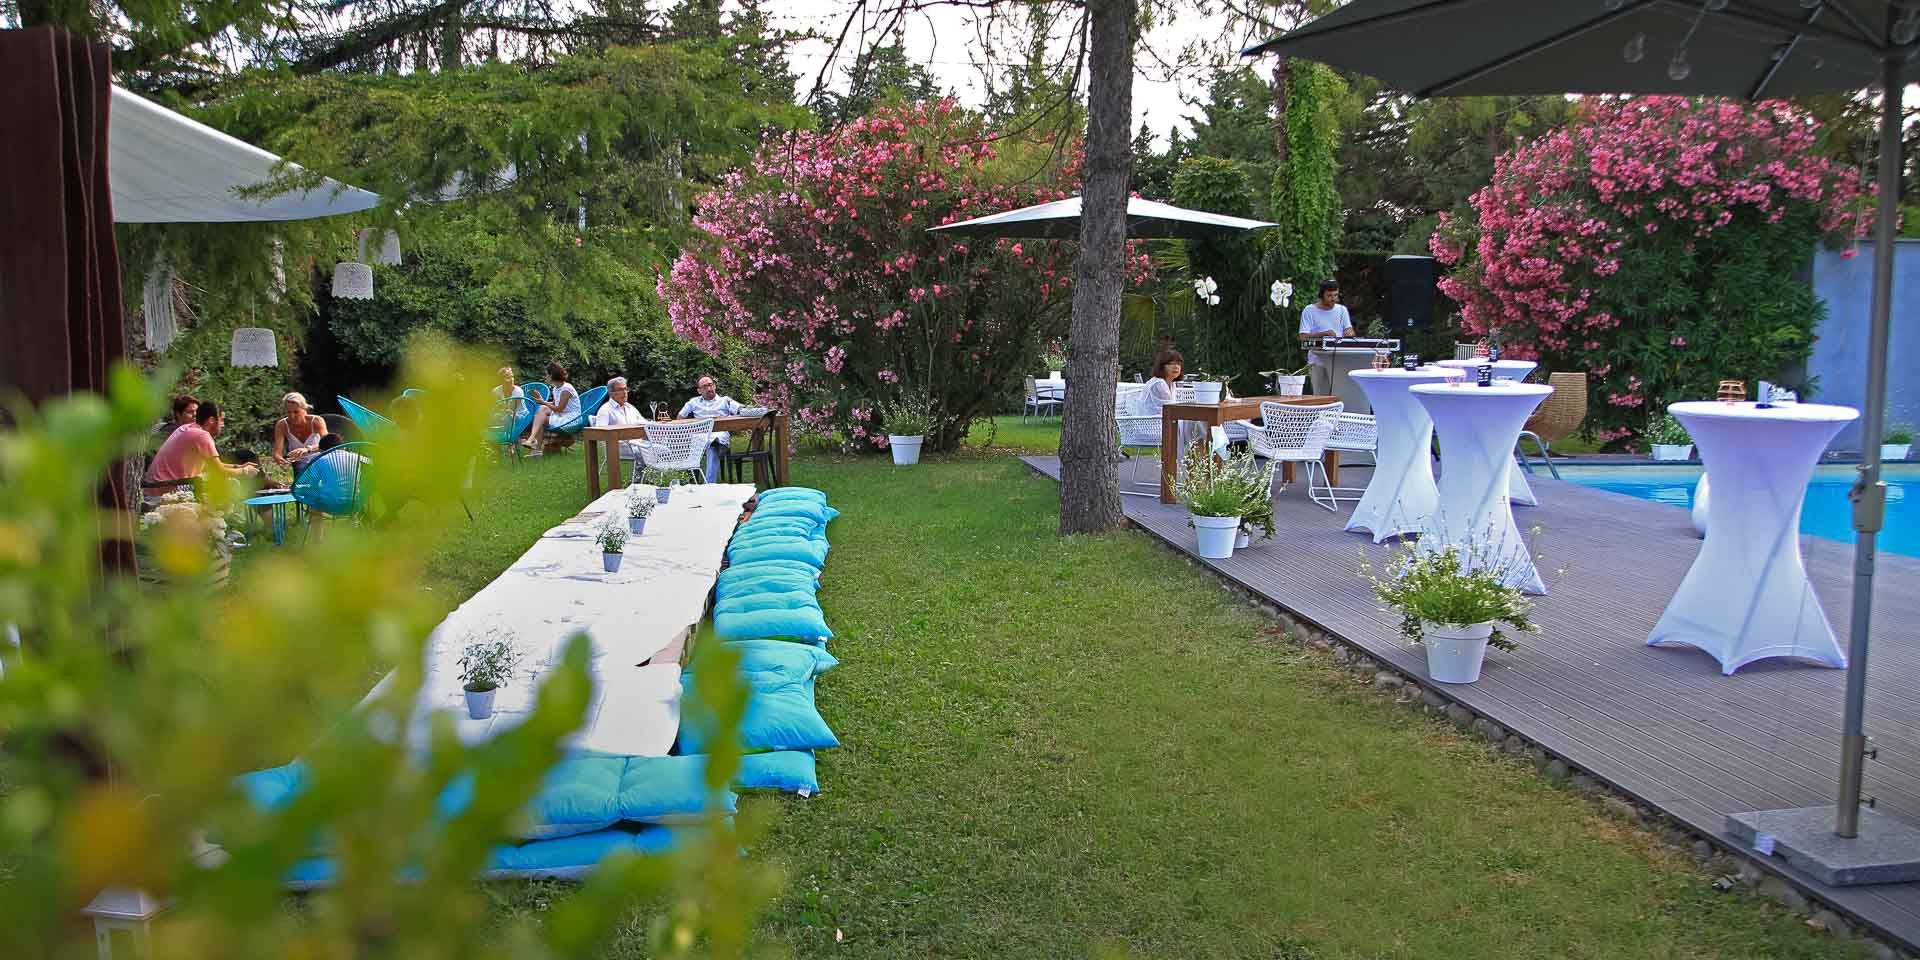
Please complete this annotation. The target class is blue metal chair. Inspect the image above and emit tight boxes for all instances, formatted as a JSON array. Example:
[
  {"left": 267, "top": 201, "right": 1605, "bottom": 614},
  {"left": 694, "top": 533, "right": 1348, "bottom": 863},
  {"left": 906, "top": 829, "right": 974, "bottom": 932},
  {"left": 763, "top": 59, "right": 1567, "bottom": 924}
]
[
  {"left": 489, "top": 396, "right": 534, "bottom": 462},
  {"left": 549, "top": 385, "right": 610, "bottom": 437},
  {"left": 337, "top": 396, "right": 395, "bottom": 438},
  {"left": 400, "top": 388, "right": 425, "bottom": 400},
  {"left": 520, "top": 382, "right": 551, "bottom": 405},
  {"left": 292, "top": 442, "right": 371, "bottom": 534}
]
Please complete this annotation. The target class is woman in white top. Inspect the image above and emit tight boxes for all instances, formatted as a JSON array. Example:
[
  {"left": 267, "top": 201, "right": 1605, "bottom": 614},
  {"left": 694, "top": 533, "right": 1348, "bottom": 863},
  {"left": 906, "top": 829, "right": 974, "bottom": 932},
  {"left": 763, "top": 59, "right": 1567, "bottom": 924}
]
[
  {"left": 591, "top": 376, "right": 648, "bottom": 461},
  {"left": 523, "top": 360, "right": 582, "bottom": 455},
  {"left": 271, "top": 392, "right": 326, "bottom": 467},
  {"left": 1134, "top": 349, "right": 1184, "bottom": 417}
]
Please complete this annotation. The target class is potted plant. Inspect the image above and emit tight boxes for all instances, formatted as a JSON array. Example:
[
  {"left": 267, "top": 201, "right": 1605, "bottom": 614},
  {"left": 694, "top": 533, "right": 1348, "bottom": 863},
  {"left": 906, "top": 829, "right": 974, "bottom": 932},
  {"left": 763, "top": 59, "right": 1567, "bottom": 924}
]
[
  {"left": 1362, "top": 543, "right": 1537, "bottom": 684},
  {"left": 1175, "top": 442, "right": 1272, "bottom": 559},
  {"left": 1238, "top": 493, "right": 1276, "bottom": 550},
  {"left": 136, "top": 490, "right": 238, "bottom": 589},
  {"left": 596, "top": 516, "right": 629, "bottom": 572},
  {"left": 639, "top": 467, "right": 675, "bottom": 503},
  {"left": 458, "top": 633, "right": 522, "bottom": 720},
  {"left": 1884, "top": 424, "right": 1913, "bottom": 462},
  {"left": 1043, "top": 338, "right": 1067, "bottom": 381},
  {"left": 1646, "top": 413, "right": 1694, "bottom": 461},
  {"left": 881, "top": 393, "right": 934, "bottom": 466},
  {"left": 626, "top": 485, "right": 655, "bottom": 535},
  {"left": 1270, "top": 365, "right": 1309, "bottom": 397}
]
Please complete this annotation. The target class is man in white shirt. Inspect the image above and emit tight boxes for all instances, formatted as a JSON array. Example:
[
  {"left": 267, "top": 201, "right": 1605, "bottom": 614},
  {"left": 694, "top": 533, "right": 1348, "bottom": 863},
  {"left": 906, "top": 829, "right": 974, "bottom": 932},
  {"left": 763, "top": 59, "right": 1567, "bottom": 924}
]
[
  {"left": 677, "top": 375, "right": 742, "bottom": 482},
  {"left": 591, "top": 377, "right": 648, "bottom": 462},
  {"left": 1297, "top": 280, "right": 1356, "bottom": 341}
]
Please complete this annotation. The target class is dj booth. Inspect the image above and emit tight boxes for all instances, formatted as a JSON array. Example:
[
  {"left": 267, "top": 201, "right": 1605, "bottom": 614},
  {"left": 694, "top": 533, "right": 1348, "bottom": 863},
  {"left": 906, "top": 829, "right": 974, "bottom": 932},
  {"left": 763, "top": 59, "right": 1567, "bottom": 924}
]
[{"left": 1308, "top": 337, "right": 1400, "bottom": 414}]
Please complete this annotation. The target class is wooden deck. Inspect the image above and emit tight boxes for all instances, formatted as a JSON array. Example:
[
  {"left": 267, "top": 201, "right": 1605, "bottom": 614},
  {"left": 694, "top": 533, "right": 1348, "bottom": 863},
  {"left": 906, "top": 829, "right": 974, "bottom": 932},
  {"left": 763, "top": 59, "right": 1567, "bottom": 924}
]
[{"left": 1024, "top": 454, "right": 1920, "bottom": 949}]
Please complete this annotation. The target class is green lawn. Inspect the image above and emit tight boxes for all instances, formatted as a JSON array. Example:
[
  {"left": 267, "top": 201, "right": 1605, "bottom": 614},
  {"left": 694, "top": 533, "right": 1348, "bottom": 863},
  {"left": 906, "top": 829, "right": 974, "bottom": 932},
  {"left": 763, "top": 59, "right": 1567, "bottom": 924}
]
[{"left": 419, "top": 436, "right": 1859, "bottom": 959}]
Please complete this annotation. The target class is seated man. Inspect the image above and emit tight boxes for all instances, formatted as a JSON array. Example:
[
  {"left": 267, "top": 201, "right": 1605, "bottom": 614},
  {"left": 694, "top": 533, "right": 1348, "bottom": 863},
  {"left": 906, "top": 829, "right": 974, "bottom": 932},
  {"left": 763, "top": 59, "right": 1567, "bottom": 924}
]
[
  {"left": 591, "top": 377, "right": 647, "bottom": 463},
  {"left": 676, "top": 375, "right": 741, "bottom": 482},
  {"left": 145, "top": 401, "right": 260, "bottom": 496},
  {"left": 154, "top": 394, "right": 197, "bottom": 445}
]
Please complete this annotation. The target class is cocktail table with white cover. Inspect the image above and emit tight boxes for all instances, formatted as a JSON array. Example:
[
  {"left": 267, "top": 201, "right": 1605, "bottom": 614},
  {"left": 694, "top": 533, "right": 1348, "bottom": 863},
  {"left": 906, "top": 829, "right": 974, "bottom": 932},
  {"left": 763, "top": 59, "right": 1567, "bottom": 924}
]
[
  {"left": 1410, "top": 382, "right": 1552, "bottom": 594},
  {"left": 1347, "top": 367, "right": 1452, "bottom": 542},
  {"left": 1647, "top": 401, "right": 1858, "bottom": 674},
  {"left": 1437, "top": 359, "right": 1543, "bottom": 505}
]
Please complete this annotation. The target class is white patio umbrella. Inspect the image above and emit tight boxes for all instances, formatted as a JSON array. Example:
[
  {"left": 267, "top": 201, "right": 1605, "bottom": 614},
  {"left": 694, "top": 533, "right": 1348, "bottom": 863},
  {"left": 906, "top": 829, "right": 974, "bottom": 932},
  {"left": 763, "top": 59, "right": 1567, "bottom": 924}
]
[
  {"left": 930, "top": 195, "right": 1278, "bottom": 240},
  {"left": 1248, "top": 0, "right": 1913, "bottom": 881}
]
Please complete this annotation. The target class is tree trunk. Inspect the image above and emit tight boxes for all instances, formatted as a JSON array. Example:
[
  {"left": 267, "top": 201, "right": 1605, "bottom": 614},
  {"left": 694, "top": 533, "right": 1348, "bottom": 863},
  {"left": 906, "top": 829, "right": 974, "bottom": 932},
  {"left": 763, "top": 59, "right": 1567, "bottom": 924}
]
[
  {"left": 1057, "top": 0, "right": 1135, "bottom": 535},
  {"left": 1271, "top": 55, "right": 1291, "bottom": 176}
]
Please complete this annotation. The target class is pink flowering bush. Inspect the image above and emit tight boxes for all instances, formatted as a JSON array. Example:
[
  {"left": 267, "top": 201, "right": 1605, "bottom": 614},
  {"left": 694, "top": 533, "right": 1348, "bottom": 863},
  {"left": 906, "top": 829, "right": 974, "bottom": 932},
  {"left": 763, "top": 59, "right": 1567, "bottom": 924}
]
[
  {"left": 1432, "top": 97, "right": 1872, "bottom": 445},
  {"left": 662, "top": 101, "right": 1149, "bottom": 450}
]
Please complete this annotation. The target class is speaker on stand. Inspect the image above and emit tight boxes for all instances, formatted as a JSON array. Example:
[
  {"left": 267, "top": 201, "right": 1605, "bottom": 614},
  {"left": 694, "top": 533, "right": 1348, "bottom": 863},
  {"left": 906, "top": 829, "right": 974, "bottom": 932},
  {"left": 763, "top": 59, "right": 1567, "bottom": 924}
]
[{"left": 1383, "top": 255, "right": 1437, "bottom": 332}]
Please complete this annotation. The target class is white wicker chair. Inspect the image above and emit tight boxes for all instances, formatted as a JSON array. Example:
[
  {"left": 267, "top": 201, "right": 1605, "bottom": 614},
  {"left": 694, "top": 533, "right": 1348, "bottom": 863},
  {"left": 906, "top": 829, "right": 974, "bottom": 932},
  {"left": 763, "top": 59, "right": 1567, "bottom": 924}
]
[
  {"left": 1116, "top": 383, "right": 1165, "bottom": 497},
  {"left": 1256, "top": 401, "right": 1343, "bottom": 512},
  {"left": 1321, "top": 411, "right": 1377, "bottom": 503},
  {"left": 638, "top": 418, "right": 714, "bottom": 484}
]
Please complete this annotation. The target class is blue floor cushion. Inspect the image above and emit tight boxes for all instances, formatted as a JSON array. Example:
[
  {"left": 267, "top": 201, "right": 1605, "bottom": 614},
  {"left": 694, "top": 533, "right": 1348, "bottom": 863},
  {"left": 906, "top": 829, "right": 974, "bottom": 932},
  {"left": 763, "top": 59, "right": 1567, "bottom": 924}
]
[
  {"left": 677, "top": 672, "right": 839, "bottom": 754},
  {"left": 523, "top": 754, "right": 626, "bottom": 839},
  {"left": 755, "top": 487, "right": 828, "bottom": 505},
  {"left": 726, "top": 638, "right": 839, "bottom": 681},
  {"left": 714, "top": 606, "right": 831, "bottom": 643},
  {"left": 749, "top": 500, "right": 837, "bottom": 526},
  {"left": 735, "top": 751, "right": 820, "bottom": 796},
  {"left": 714, "top": 589, "right": 821, "bottom": 616},
  {"left": 618, "top": 755, "right": 737, "bottom": 824},
  {"left": 728, "top": 538, "right": 829, "bottom": 569}
]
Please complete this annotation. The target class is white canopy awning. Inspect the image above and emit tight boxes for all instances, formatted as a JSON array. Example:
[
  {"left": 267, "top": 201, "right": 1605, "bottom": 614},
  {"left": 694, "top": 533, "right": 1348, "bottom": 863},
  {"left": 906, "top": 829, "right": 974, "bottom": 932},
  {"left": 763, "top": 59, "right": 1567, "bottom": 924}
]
[
  {"left": 110, "top": 87, "right": 381, "bottom": 223},
  {"left": 930, "top": 196, "right": 1278, "bottom": 241}
]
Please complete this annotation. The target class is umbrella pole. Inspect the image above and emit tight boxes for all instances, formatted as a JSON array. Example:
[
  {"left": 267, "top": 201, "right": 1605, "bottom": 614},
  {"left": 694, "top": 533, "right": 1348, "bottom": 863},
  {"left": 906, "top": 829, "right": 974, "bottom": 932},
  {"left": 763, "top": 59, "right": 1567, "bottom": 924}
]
[{"left": 1837, "top": 54, "right": 1902, "bottom": 840}]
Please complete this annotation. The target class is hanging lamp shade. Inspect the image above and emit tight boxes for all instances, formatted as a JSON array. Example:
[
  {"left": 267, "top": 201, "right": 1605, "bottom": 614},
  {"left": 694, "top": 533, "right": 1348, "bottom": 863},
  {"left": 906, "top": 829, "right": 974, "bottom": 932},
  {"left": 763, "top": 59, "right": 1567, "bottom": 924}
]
[
  {"left": 357, "top": 228, "right": 402, "bottom": 266},
  {"left": 332, "top": 261, "right": 373, "bottom": 300},
  {"left": 230, "top": 327, "right": 278, "bottom": 367}
]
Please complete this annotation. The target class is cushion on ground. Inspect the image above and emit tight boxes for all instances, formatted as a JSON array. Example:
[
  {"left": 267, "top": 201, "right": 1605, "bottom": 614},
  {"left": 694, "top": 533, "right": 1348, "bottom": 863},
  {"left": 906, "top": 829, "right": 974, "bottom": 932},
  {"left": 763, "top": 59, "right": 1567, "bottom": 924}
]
[
  {"left": 727, "top": 538, "right": 829, "bottom": 569},
  {"left": 676, "top": 672, "right": 839, "bottom": 754},
  {"left": 714, "top": 589, "right": 821, "bottom": 617},
  {"left": 235, "top": 761, "right": 308, "bottom": 812},
  {"left": 617, "top": 754, "right": 738, "bottom": 824},
  {"left": 718, "top": 559, "right": 821, "bottom": 583},
  {"left": 522, "top": 754, "right": 627, "bottom": 839},
  {"left": 735, "top": 750, "right": 820, "bottom": 796},
  {"left": 731, "top": 525, "right": 827, "bottom": 549},
  {"left": 754, "top": 487, "right": 828, "bottom": 505},
  {"left": 714, "top": 606, "right": 832, "bottom": 643},
  {"left": 727, "top": 638, "right": 839, "bottom": 680},
  {"left": 748, "top": 500, "right": 837, "bottom": 526},
  {"left": 737, "top": 516, "right": 822, "bottom": 537},
  {"left": 483, "top": 826, "right": 681, "bottom": 879}
]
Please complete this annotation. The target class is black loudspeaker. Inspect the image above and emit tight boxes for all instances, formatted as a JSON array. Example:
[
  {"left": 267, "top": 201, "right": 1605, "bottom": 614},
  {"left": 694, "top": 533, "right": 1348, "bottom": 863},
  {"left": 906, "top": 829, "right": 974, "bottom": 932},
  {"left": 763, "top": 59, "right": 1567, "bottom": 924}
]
[{"left": 1383, "top": 255, "right": 1437, "bottom": 331}]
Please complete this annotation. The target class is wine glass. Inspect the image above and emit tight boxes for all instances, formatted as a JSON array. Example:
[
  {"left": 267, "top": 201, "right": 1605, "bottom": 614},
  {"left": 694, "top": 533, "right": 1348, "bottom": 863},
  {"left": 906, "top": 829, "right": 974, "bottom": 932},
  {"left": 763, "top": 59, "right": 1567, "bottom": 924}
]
[{"left": 648, "top": 401, "right": 660, "bottom": 421}]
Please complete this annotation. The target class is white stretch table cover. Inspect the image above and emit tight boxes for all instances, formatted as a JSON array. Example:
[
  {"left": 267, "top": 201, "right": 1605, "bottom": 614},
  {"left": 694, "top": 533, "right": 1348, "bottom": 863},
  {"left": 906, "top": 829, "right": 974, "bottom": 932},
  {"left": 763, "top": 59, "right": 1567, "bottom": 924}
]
[
  {"left": 1435, "top": 359, "right": 1542, "bottom": 504},
  {"left": 1648, "top": 402, "right": 1857, "bottom": 674},
  {"left": 1411, "top": 383, "right": 1552, "bottom": 594},
  {"left": 372, "top": 482, "right": 757, "bottom": 756},
  {"left": 1347, "top": 367, "right": 1452, "bottom": 541}
]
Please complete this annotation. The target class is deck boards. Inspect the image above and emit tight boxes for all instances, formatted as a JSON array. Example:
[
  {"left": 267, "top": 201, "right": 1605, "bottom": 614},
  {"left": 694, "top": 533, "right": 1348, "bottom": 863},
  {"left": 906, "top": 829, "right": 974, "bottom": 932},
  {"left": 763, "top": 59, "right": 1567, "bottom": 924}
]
[{"left": 1022, "top": 454, "right": 1920, "bottom": 949}]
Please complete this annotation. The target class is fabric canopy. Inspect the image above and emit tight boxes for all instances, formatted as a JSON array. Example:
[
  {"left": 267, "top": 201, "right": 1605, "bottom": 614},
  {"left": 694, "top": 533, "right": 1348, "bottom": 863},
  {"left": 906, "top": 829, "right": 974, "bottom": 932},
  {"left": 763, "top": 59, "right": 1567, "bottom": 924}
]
[
  {"left": 930, "top": 196, "right": 1278, "bottom": 240},
  {"left": 110, "top": 86, "right": 380, "bottom": 223}
]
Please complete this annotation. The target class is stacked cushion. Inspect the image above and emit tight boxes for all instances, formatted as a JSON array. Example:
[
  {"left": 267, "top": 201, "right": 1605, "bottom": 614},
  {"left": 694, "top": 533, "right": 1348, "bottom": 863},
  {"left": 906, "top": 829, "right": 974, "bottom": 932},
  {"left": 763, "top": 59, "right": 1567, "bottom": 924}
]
[{"left": 716, "top": 488, "right": 838, "bottom": 644}]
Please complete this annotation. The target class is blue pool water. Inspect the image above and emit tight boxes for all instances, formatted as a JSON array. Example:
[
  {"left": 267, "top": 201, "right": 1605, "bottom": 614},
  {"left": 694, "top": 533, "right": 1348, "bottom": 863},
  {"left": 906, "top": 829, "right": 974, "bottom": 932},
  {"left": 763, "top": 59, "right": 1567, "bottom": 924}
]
[{"left": 1557, "top": 464, "right": 1918, "bottom": 558}]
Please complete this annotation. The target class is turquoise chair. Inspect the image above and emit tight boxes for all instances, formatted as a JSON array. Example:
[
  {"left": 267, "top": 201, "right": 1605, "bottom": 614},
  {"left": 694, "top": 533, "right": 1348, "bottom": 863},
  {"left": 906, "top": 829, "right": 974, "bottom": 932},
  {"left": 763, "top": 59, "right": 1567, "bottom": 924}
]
[
  {"left": 337, "top": 396, "right": 394, "bottom": 438},
  {"left": 549, "top": 385, "right": 610, "bottom": 437},
  {"left": 292, "top": 442, "right": 371, "bottom": 533},
  {"left": 520, "top": 382, "right": 551, "bottom": 404},
  {"left": 489, "top": 396, "right": 534, "bottom": 461}
]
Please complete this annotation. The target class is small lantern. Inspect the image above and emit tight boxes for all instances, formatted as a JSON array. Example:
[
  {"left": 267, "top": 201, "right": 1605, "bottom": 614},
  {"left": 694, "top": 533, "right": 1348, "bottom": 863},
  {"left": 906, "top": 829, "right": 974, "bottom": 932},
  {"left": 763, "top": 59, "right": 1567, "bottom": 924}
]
[
  {"left": 358, "top": 228, "right": 402, "bottom": 266},
  {"left": 230, "top": 328, "right": 278, "bottom": 368},
  {"left": 1474, "top": 340, "right": 1491, "bottom": 358},
  {"left": 332, "top": 261, "right": 374, "bottom": 300},
  {"left": 1717, "top": 379, "right": 1747, "bottom": 404},
  {"left": 1371, "top": 351, "right": 1390, "bottom": 370},
  {"left": 82, "top": 886, "right": 166, "bottom": 959}
]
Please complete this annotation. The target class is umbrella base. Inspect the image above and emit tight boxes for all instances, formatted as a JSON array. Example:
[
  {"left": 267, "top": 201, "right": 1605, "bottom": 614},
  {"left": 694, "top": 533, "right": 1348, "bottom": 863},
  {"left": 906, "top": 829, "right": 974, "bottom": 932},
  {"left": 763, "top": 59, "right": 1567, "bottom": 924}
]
[{"left": 1726, "top": 807, "right": 1920, "bottom": 887}]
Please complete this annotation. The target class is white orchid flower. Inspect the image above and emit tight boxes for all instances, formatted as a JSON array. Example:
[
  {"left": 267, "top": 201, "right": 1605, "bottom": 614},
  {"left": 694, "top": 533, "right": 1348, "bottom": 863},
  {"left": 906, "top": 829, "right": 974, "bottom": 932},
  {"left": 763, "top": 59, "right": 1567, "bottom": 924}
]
[
  {"left": 1203, "top": 276, "right": 1218, "bottom": 296},
  {"left": 1270, "top": 280, "right": 1294, "bottom": 307},
  {"left": 1207, "top": 294, "right": 1221, "bottom": 306}
]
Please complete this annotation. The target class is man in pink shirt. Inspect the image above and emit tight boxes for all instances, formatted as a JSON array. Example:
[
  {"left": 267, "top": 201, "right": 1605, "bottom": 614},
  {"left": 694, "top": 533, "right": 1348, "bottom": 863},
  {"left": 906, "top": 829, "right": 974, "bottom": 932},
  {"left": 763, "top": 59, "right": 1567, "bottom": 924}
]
[{"left": 146, "top": 401, "right": 260, "bottom": 486}]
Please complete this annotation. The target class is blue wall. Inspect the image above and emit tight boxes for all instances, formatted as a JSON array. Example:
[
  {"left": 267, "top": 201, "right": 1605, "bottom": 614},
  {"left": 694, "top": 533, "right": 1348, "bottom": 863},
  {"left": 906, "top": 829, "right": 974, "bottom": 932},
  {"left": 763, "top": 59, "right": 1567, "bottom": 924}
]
[{"left": 1808, "top": 240, "right": 1920, "bottom": 451}]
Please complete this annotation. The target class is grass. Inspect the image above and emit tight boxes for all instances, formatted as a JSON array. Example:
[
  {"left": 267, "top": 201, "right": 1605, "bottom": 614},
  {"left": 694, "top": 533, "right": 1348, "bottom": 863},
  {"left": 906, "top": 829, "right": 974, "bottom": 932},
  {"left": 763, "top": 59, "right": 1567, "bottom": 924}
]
[{"left": 413, "top": 433, "right": 1859, "bottom": 959}]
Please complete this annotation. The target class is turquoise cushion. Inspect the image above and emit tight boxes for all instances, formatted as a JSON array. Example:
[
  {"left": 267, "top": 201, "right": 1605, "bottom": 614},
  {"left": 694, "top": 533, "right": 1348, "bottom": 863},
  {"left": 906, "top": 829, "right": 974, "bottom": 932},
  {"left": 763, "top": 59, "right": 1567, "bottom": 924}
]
[
  {"left": 719, "top": 559, "right": 820, "bottom": 582},
  {"left": 727, "top": 638, "right": 839, "bottom": 680},
  {"left": 236, "top": 761, "right": 307, "bottom": 812},
  {"left": 756, "top": 487, "right": 827, "bottom": 505},
  {"left": 741, "top": 514, "right": 820, "bottom": 533},
  {"left": 484, "top": 826, "right": 682, "bottom": 879},
  {"left": 677, "top": 672, "right": 839, "bottom": 754},
  {"left": 749, "top": 500, "right": 837, "bottom": 526},
  {"left": 523, "top": 754, "right": 625, "bottom": 839},
  {"left": 736, "top": 751, "right": 820, "bottom": 796},
  {"left": 732, "top": 522, "right": 822, "bottom": 544},
  {"left": 714, "top": 590, "right": 820, "bottom": 616},
  {"left": 728, "top": 538, "right": 829, "bottom": 569},
  {"left": 715, "top": 605, "right": 832, "bottom": 643},
  {"left": 617, "top": 755, "right": 737, "bottom": 824}
]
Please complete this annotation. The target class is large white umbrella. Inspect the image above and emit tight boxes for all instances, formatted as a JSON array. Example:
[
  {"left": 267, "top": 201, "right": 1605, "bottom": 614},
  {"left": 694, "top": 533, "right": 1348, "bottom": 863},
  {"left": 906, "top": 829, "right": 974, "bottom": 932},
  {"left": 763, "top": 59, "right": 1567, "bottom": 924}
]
[
  {"left": 109, "top": 86, "right": 380, "bottom": 223},
  {"left": 931, "top": 195, "right": 1277, "bottom": 240},
  {"left": 1248, "top": 0, "right": 1912, "bottom": 883}
]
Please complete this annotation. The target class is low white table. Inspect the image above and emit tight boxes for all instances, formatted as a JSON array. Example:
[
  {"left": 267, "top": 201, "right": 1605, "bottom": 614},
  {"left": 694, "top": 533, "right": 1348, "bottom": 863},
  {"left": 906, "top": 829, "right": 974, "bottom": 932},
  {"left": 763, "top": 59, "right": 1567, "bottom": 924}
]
[
  {"left": 1411, "top": 382, "right": 1552, "bottom": 594},
  {"left": 1436, "top": 359, "right": 1543, "bottom": 504},
  {"left": 1347, "top": 367, "right": 1451, "bottom": 542},
  {"left": 1648, "top": 401, "right": 1857, "bottom": 674}
]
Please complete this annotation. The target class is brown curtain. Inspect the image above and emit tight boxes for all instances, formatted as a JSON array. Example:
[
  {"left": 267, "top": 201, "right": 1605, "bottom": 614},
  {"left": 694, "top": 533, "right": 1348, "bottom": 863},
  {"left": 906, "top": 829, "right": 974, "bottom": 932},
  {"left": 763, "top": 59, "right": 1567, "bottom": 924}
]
[{"left": 0, "top": 28, "right": 135, "bottom": 573}]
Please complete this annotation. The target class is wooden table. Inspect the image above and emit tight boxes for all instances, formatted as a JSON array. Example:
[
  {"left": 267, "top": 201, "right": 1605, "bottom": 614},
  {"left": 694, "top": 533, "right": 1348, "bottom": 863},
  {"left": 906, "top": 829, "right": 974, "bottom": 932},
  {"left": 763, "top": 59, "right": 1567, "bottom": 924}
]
[
  {"left": 582, "top": 414, "right": 790, "bottom": 500},
  {"left": 1159, "top": 395, "right": 1341, "bottom": 504}
]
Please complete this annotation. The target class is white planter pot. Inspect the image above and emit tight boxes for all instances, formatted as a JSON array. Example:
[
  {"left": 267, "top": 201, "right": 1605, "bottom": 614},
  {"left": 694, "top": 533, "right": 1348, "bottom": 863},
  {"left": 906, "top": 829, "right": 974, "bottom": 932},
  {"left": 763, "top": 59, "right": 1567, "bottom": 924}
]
[
  {"left": 890, "top": 435, "right": 924, "bottom": 465},
  {"left": 464, "top": 686, "right": 496, "bottom": 720},
  {"left": 1191, "top": 382, "right": 1224, "bottom": 404},
  {"left": 655, "top": 486, "right": 671, "bottom": 504},
  {"left": 1192, "top": 513, "right": 1239, "bottom": 559},
  {"left": 1049, "top": 370, "right": 1061, "bottom": 380},
  {"left": 1883, "top": 443, "right": 1912, "bottom": 462},
  {"left": 1235, "top": 530, "right": 1251, "bottom": 549},
  {"left": 628, "top": 516, "right": 647, "bottom": 536},
  {"left": 603, "top": 552, "right": 623, "bottom": 573},
  {"left": 1277, "top": 375, "right": 1306, "bottom": 397},
  {"left": 1422, "top": 621, "right": 1494, "bottom": 684},
  {"left": 1650, "top": 443, "right": 1694, "bottom": 462}
]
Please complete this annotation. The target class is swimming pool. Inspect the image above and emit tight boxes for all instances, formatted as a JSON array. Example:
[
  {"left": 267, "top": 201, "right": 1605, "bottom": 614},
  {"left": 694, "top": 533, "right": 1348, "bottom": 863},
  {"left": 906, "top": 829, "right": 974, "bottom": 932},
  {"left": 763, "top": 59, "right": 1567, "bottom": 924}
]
[{"left": 1556, "top": 463, "right": 1918, "bottom": 558}]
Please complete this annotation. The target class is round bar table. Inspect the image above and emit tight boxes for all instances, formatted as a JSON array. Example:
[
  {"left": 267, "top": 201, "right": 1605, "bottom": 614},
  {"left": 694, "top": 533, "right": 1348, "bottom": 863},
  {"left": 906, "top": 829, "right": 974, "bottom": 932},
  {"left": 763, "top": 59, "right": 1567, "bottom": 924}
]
[
  {"left": 1410, "top": 382, "right": 1552, "bottom": 594},
  {"left": 1347, "top": 367, "right": 1451, "bottom": 542},
  {"left": 1437, "top": 359, "right": 1543, "bottom": 505},
  {"left": 1648, "top": 401, "right": 1858, "bottom": 674}
]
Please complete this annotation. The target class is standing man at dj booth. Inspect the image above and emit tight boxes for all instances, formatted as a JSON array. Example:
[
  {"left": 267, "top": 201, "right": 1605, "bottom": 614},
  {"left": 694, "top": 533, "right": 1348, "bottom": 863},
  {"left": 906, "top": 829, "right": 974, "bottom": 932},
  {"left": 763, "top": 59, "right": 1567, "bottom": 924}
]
[{"left": 1297, "top": 279, "right": 1356, "bottom": 397}]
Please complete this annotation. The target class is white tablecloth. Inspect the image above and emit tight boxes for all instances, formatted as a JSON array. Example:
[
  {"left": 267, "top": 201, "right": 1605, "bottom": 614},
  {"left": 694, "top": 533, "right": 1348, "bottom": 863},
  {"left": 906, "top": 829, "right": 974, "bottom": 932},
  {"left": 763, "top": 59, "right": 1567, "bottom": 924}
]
[
  {"left": 1411, "top": 383, "right": 1552, "bottom": 594},
  {"left": 1433, "top": 360, "right": 1543, "bottom": 504},
  {"left": 1347, "top": 367, "right": 1451, "bottom": 542},
  {"left": 371, "top": 482, "right": 757, "bottom": 756},
  {"left": 1648, "top": 401, "right": 1856, "bottom": 674}
]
